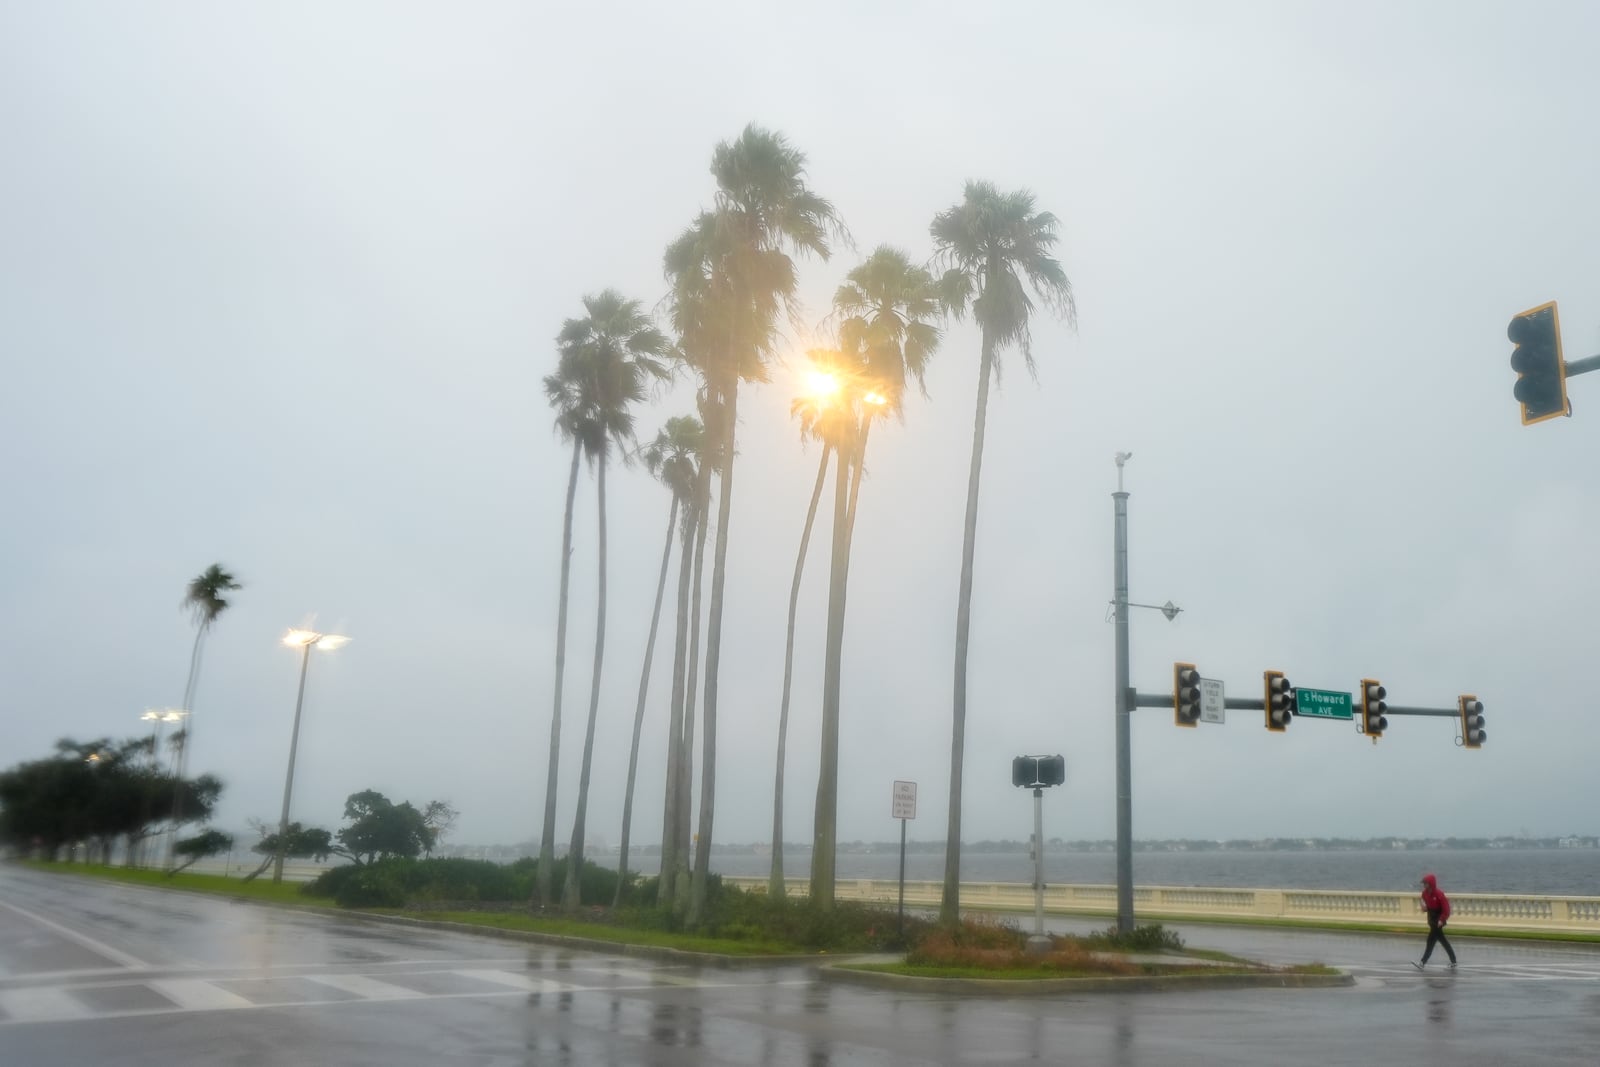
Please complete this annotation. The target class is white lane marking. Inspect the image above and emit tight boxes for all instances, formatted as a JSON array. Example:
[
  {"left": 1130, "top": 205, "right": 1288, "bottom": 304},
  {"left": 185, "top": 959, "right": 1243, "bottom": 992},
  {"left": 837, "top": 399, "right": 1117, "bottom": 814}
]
[
  {"left": 452, "top": 969, "right": 571, "bottom": 994},
  {"left": 302, "top": 973, "right": 427, "bottom": 999},
  {"left": 0, "top": 987, "right": 92, "bottom": 1022},
  {"left": 0, "top": 898, "right": 148, "bottom": 970},
  {"left": 147, "top": 979, "right": 253, "bottom": 1012}
]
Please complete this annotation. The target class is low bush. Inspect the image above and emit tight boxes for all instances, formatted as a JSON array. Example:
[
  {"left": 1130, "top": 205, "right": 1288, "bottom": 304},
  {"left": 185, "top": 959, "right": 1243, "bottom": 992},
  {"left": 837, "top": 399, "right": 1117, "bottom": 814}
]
[
  {"left": 1084, "top": 922, "right": 1184, "bottom": 953},
  {"left": 906, "top": 920, "right": 1137, "bottom": 976},
  {"left": 303, "top": 855, "right": 631, "bottom": 909}
]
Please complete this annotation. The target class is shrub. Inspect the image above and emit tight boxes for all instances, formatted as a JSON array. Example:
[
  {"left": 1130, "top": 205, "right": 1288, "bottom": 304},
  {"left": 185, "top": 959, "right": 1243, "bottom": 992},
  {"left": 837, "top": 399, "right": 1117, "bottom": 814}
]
[
  {"left": 326, "top": 863, "right": 407, "bottom": 908},
  {"left": 1086, "top": 922, "right": 1184, "bottom": 953}
]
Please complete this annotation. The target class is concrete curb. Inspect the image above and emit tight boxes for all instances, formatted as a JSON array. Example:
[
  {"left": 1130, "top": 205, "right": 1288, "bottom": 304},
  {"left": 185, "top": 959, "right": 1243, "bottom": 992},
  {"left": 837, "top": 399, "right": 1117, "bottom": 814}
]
[{"left": 817, "top": 961, "right": 1355, "bottom": 995}]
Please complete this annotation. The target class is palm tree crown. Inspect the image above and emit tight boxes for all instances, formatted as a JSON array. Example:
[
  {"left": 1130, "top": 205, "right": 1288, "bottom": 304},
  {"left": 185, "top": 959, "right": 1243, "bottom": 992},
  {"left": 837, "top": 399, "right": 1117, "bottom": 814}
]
[
  {"left": 930, "top": 181, "right": 1075, "bottom": 376},
  {"left": 642, "top": 416, "right": 704, "bottom": 511},
  {"left": 831, "top": 246, "right": 943, "bottom": 414},
  {"left": 183, "top": 565, "right": 241, "bottom": 630},
  {"left": 546, "top": 289, "right": 671, "bottom": 462}
]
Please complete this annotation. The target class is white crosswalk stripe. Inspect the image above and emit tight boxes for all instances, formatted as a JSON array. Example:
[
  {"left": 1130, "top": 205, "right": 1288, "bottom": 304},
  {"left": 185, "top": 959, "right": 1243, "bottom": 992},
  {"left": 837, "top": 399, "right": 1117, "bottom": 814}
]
[
  {"left": 301, "top": 972, "right": 428, "bottom": 999},
  {"left": 146, "top": 979, "right": 254, "bottom": 1012},
  {"left": 0, "top": 964, "right": 722, "bottom": 1027},
  {"left": 0, "top": 986, "right": 94, "bottom": 1023}
]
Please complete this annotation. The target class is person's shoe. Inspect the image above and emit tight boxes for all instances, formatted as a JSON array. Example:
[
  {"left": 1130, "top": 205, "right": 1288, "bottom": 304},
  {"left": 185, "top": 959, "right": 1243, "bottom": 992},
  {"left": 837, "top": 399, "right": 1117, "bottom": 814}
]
[
  {"left": 1449, "top": 961, "right": 1458, "bottom": 971},
  {"left": 1411, "top": 961, "right": 1426, "bottom": 971}
]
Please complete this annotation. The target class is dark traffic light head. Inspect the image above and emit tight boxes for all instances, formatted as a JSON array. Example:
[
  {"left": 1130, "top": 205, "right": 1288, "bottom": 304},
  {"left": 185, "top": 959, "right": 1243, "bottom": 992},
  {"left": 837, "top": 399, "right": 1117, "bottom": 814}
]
[
  {"left": 1509, "top": 302, "right": 1569, "bottom": 425},
  {"left": 1173, "top": 663, "right": 1201, "bottom": 728},
  {"left": 1264, "top": 670, "right": 1294, "bottom": 732},
  {"left": 1361, "top": 679, "right": 1388, "bottom": 740},
  {"left": 1459, "top": 695, "right": 1487, "bottom": 749}
]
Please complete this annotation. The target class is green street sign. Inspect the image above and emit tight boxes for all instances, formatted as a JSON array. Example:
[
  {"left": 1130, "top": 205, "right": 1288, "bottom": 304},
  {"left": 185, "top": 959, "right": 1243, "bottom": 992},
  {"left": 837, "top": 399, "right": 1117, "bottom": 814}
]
[{"left": 1295, "top": 687, "right": 1353, "bottom": 720}]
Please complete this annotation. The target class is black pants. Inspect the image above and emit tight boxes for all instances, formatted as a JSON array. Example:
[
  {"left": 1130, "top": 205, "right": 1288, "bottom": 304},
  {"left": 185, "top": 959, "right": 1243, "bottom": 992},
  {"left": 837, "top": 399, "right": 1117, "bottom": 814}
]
[{"left": 1422, "top": 915, "right": 1456, "bottom": 964}]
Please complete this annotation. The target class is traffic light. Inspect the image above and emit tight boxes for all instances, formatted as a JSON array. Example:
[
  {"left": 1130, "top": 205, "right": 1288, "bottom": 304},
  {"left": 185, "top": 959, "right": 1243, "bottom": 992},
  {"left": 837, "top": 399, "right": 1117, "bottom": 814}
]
[
  {"left": 1509, "top": 301, "right": 1569, "bottom": 425},
  {"left": 1459, "top": 695, "right": 1487, "bottom": 749},
  {"left": 1360, "top": 679, "right": 1388, "bottom": 739},
  {"left": 1012, "top": 754, "right": 1066, "bottom": 787},
  {"left": 1174, "top": 662, "right": 1201, "bottom": 727},
  {"left": 1264, "top": 670, "right": 1294, "bottom": 732}
]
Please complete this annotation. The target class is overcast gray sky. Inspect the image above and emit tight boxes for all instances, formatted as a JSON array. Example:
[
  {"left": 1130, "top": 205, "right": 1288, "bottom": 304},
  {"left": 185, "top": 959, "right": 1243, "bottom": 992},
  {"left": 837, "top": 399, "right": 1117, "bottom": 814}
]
[{"left": 4, "top": 1, "right": 1599, "bottom": 854}]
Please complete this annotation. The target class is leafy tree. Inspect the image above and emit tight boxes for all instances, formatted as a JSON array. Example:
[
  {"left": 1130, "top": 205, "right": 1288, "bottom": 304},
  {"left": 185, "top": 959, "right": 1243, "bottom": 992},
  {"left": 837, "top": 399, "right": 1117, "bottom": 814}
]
[
  {"left": 664, "top": 125, "right": 840, "bottom": 925},
  {"left": 0, "top": 738, "right": 219, "bottom": 862},
  {"left": 242, "top": 820, "right": 334, "bottom": 881},
  {"left": 331, "top": 790, "right": 438, "bottom": 866},
  {"left": 421, "top": 800, "right": 458, "bottom": 856},
  {"left": 555, "top": 291, "right": 671, "bottom": 912},
  {"left": 930, "top": 182, "right": 1074, "bottom": 923},
  {"left": 169, "top": 564, "right": 241, "bottom": 854},
  {"left": 170, "top": 829, "right": 234, "bottom": 875},
  {"left": 618, "top": 416, "right": 702, "bottom": 906}
]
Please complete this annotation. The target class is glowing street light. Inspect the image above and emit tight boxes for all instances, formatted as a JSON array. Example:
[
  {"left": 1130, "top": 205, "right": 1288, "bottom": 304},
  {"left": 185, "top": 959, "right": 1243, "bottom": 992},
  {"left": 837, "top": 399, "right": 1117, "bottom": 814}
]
[
  {"left": 274, "top": 627, "right": 349, "bottom": 883},
  {"left": 804, "top": 369, "right": 841, "bottom": 401}
]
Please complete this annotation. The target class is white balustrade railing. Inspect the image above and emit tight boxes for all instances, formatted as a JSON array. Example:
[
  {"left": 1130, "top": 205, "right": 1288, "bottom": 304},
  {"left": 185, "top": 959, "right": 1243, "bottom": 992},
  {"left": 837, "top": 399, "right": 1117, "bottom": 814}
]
[{"left": 722, "top": 876, "right": 1600, "bottom": 934}]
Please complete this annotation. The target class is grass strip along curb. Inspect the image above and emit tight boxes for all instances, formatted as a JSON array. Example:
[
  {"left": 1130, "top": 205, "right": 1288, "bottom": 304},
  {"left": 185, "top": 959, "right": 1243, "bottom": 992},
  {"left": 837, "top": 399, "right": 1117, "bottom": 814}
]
[{"left": 10, "top": 862, "right": 819, "bottom": 967}]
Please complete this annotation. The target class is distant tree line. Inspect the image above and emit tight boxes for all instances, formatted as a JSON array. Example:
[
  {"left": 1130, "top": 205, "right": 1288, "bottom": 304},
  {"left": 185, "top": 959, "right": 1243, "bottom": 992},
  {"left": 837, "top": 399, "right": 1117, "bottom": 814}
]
[{"left": 0, "top": 737, "right": 222, "bottom": 865}]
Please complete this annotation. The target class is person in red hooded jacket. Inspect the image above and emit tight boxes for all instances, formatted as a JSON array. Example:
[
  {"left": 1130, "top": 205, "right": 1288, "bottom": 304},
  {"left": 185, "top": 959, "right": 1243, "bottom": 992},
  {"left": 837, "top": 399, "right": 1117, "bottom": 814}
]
[{"left": 1413, "top": 873, "right": 1457, "bottom": 970}]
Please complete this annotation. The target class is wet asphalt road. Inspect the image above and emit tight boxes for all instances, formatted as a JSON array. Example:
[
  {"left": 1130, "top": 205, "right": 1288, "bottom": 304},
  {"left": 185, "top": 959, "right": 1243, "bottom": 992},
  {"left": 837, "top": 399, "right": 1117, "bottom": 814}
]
[{"left": 3, "top": 864, "right": 1599, "bottom": 1066}]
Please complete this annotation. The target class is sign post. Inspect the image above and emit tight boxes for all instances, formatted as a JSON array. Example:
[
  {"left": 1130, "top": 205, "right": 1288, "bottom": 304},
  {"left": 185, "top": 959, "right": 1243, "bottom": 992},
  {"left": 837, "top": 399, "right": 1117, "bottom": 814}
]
[
  {"left": 891, "top": 781, "right": 916, "bottom": 938},
  {"left": 1199, "top": 678, "right": 1226, "bottom": 724}
]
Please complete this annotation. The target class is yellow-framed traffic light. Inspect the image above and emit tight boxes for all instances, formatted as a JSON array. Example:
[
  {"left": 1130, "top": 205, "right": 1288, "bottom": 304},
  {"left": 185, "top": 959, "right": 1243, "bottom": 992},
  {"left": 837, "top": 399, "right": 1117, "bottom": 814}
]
[
  {"left": 1360, "top": 679, "right": 1388, "bottom": 740},
  {"left": 1459, "top": 695, "right": 1487, "bottom": 749},
  {"left": 1510, "top": 301, "right": 1569, "bottom": 425},
  {"left": 1174, "top": 662, "right": 1201, "bottom": 728},
  {"left": 1264, "top": 670, "right": 1294, "bottom": 732}
]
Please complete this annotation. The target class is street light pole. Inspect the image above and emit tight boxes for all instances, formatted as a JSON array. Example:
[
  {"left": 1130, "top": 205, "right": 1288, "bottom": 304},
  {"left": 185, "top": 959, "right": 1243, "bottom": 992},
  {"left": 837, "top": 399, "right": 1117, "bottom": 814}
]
[
  {"left": 1112, "top": 453, "right": 1134, "bottom": 934},
  {"left": 273, "top": 640, "right": 314, "bottom": 884},
  {"left": 273, "top": 628, "right": 347, "bottom": 884}
]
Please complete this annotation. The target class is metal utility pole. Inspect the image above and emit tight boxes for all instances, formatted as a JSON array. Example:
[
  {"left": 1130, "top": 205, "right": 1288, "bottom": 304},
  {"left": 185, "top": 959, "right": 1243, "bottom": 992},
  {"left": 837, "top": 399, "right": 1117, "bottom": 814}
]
[
  {"left": 1028, "top": 785, "right": 1048, "bottom": 953},
  {"left": 1112, "top": 452, "right": 1133, "bottom": 934},
  {"left": 274, "top": 640, "right": 314, "bottom": 884}
]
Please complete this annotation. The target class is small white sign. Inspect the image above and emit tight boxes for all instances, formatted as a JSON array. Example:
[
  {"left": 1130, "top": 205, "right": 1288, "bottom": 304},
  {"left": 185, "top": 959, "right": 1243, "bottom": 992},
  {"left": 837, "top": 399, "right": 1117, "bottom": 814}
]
[
  {"left": 892, "top": 780, "right": 917, "bottom": 820},
  {"left": 1200, "top": 678, "right": 1226, "bottom": 724}
]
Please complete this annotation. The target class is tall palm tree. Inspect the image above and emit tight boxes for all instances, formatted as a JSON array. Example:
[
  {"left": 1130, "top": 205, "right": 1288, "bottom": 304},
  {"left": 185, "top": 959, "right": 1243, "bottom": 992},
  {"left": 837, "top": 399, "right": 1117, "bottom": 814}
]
[
  {"left": 558, "top": 290, "right": 670, "bottom": 911},
  {"left": 168, "top": 563, "right": 240, "bottom": 862},
  {"left": 617, "top": 415, "right": 701, "bottom": 906},
  {"left": 536, "top": 363, "right": 589, "bottom": 906},
  {"left": 810, "top": 248, "right": 944, "bottom": 906},
  {"left": 931, "top": 182, "right": 1074, "bottom": 924},
  {"left": 665, "top": 125, "right": 840, "bottom": 925},
  {"left": 767, "top": 350, "right": 854, "bottom": 898}
]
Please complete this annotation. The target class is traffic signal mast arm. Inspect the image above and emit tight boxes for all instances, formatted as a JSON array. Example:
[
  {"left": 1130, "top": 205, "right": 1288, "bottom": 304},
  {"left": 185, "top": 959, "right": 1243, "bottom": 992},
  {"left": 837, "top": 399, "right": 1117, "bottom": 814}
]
[{"left": 1131, "top": 692, "right": 1472, "bottom": 718}]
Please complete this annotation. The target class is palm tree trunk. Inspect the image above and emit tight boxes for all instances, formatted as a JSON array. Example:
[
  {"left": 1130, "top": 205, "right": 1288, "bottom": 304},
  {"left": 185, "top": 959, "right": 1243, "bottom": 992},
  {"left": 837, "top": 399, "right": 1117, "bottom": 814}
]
[
  {"left": 809, "top": 441, "right": 853, "bottom": 907},
  {"left": 675, "top": 462, "right": 712, "bottom": 905},
  {"left": 564, "top": 454, "right": 609, "bottom": 911},
  {"left": 688, "top": 383, "right": 738, "bottom": 927},
  {"left": 538, "top": 438, "right": 582, "bottom": 906},
  {"left": 658, "top": 502, "right": 695, "bottom": 905},
  {"left": 166, "top": 623, "right": 207, "bottom": 867},
  {"left": 770, "top": 447, "right": 831, "bottom": 898},
  {"left": 617, "top": 495, "right": 677, "bottom": 906},
  {"left": 942, "top": 333, "right": 995, "bottom": 925}
]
